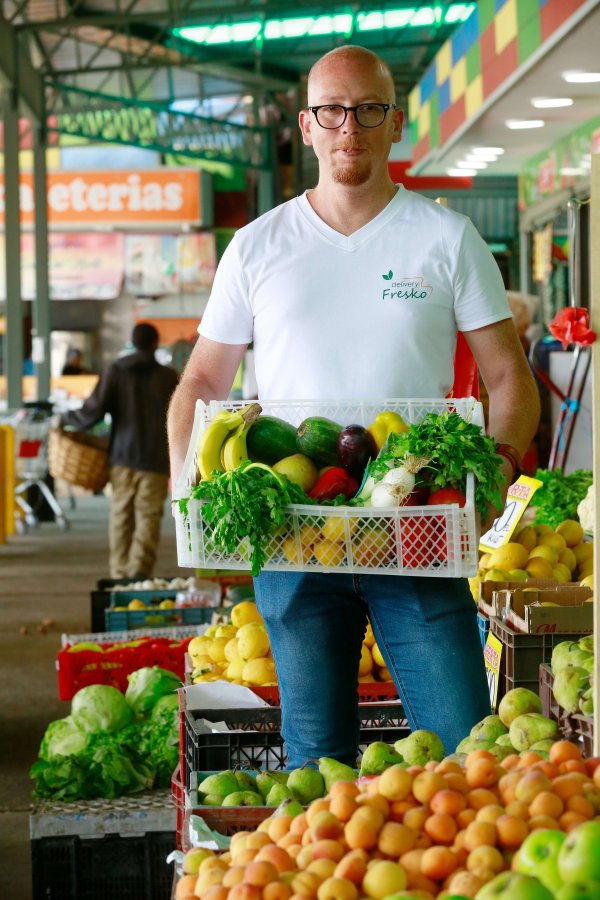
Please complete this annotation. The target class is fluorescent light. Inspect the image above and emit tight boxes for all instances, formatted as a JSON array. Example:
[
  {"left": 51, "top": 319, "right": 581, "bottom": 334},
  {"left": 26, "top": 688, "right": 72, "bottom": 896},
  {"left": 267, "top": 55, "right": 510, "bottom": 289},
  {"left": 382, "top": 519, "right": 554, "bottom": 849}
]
[
  {"left": 531, "top": 97, "right": 573, "bottom": 108},
  {"left": 505, "top": 119, "right": 545, "bottom": 129},
  {"left": 560, "top": 167, "right": 585, "bottom": 176},
  {"left": 465, "top": 152, "right": 498, "bottom": 162},
  {"left": 447, "top": 168, "right": 477, "bottom": 176},
  {"left": 563, "top": 70, "right": 600, "bottom": 83},
  {"left": 471, "top": 146, "right": 504, "bottom": 155},
  {"left": 456, "top": 159, "right": 488, "bottom": 169}
]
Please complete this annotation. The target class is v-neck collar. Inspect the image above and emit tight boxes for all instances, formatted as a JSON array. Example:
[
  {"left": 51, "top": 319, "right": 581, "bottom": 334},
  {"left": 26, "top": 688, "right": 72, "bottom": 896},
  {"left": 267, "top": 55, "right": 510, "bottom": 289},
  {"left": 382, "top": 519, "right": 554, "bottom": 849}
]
[{"left": 295, "top": 186, "right": 405, "bottom": 251}]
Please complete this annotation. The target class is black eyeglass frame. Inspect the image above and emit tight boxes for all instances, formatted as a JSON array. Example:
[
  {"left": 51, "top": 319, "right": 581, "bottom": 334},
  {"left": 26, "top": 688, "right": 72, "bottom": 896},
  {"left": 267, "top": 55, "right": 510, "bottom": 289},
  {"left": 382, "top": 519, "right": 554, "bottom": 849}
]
[{"left": 308, "top": 103, "right": 397, "bottom": 129}]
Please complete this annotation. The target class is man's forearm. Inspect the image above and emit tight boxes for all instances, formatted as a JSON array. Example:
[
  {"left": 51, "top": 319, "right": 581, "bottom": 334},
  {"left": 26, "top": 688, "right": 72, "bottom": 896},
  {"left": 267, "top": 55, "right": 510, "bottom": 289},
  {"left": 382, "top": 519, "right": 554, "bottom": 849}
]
[
  {"left": 167, "top": 376, "right": 212, "bottom": 487},
  {"left": 486, "top": 368, "right": 541, "bottom": 459}
]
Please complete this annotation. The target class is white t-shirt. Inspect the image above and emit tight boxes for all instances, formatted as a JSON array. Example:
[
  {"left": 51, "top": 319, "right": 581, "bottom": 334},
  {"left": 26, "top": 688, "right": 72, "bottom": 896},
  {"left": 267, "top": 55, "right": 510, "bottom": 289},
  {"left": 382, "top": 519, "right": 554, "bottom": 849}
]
[{"left": 199, "top": 186, "right": 511, "bottom": 401}]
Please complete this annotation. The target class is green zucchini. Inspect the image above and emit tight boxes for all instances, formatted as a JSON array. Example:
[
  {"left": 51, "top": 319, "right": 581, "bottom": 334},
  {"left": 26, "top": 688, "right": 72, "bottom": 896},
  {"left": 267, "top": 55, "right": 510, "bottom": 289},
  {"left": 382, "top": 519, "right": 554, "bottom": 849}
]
[
  {"left": 246, "top": 415, "right": 299, "bottom": 465},
  {"left": 296, "top": 417, "right": 342, "bottom": 466}
]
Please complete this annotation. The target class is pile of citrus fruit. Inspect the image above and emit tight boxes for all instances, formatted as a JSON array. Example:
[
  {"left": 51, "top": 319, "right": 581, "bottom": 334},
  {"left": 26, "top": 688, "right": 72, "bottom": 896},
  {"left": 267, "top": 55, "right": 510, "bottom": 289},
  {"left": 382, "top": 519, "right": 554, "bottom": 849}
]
[
  {"left": 470, "top": 519, "right": 594, "bottom": 600},
  {"left": 175, "top": 739, "right": 600, "bottom": 899},
  {"left": 188, "top": 603, "right": 393, "bottom": 689}
]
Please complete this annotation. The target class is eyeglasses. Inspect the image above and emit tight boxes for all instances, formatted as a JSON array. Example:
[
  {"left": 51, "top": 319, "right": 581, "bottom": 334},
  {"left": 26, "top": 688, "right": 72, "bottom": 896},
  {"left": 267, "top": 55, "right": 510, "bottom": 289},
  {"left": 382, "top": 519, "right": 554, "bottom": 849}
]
[{"left": 308, "top": 103, "right": 396, "bottom": 129}]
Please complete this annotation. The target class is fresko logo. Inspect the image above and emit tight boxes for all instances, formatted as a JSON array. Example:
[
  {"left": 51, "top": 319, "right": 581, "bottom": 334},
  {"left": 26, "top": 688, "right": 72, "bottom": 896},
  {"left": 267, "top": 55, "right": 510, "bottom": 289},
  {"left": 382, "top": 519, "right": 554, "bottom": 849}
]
[{"left": 381, "top": 272, "right": 433, "bottom": 301}]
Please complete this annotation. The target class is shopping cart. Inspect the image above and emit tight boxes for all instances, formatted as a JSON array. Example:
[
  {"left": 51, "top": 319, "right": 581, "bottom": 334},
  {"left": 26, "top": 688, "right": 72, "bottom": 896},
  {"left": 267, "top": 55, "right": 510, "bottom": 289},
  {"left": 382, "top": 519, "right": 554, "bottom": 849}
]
[{"left": 13, "top": 404, "right": 69, "bottom": 532}]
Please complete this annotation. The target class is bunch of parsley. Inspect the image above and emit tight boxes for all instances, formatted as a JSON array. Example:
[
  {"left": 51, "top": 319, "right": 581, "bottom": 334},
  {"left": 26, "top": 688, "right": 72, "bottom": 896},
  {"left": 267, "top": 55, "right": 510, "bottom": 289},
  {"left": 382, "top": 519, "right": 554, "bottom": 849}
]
[
  {"left": 532, "top": 467, "right": 593, "bottom": 528},
  {"left": 368, "top": 410, "right": 504, "bottom": 518},
  {"left": 180, "top": 461, "right": 314, "bottom": 576}
]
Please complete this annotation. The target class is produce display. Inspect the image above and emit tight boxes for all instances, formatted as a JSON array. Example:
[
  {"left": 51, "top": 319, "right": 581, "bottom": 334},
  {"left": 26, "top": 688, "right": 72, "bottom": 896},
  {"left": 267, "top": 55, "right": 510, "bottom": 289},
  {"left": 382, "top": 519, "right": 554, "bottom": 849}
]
[
  {"left": 174, "top": 724, "right": 600, "bottom": 900},
  {"left": 469, "top": 519, "right": 594, "bottom": 600},
  {"left": 179, "top": 402, "right": 502, "bottom": 576},
  {"left": 531, "top": 469, "right": 593, "bottom": 530},
  {"left": 31, "top": 666, "right": 181, "bottom": 800},
  {"left": 188, "top": 602, "right": 393, "bottom": 688},
  {"left": 551, "top": 637, "right": 594, "bottom": 717}
]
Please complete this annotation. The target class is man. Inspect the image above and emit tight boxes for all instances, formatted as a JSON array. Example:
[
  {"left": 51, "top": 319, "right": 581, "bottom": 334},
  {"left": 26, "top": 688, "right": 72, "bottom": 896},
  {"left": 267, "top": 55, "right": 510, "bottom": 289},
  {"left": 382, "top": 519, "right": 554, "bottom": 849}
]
[
  {"left": 168, "top": 46, "right": 540, "bottom": 763},
  {"left": 63, "top": 322, "right": 178, "bottom": 579}
]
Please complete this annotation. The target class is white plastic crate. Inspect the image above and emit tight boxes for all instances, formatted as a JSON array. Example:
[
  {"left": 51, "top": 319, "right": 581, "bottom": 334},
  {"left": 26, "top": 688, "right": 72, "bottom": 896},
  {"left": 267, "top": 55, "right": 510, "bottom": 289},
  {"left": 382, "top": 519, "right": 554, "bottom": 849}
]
[{"left": 173, "top": 398, "right": 482, "bottom": 578}]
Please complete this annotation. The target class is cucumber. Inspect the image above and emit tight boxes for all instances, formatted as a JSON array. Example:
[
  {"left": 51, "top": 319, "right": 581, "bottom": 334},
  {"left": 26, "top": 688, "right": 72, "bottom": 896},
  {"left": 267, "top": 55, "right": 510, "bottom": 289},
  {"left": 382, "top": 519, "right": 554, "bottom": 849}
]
[
  {"left": 296, "top": 417, "right": 342, "bottom": 466},
  {"left": 246, "top": 416, "right": 299, "bottom": 465}
]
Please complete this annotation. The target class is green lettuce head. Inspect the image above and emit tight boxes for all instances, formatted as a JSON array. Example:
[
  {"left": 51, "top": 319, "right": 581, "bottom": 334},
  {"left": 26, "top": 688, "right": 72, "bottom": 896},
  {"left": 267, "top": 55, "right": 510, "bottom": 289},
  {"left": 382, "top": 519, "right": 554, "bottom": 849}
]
[
  {"left": 71, "top": 684, "right": 133, "bottom": 733},
  {"left": 125, "top": 666, "right": 181, "bottom": 717},
  {"left": 39, "top": 716, "right": 88, "bottom": 760}
]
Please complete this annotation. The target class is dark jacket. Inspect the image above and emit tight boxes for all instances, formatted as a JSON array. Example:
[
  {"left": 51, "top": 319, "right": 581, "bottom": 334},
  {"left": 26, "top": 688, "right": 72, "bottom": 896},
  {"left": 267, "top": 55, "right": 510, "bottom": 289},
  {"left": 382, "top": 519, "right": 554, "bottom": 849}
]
[{"left": 61, "top": 351, "right": 179, "bottom": 474}]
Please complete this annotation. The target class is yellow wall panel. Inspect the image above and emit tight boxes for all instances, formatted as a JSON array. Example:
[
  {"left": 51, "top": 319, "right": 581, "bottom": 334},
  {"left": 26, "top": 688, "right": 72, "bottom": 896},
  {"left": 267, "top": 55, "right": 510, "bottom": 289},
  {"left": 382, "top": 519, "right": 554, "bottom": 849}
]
[
  {"left": 450, "top": 58, "right": 467, "bottom": 103},
  {"left": 495, "top": 0, "right": 517, "bottom": 55}
]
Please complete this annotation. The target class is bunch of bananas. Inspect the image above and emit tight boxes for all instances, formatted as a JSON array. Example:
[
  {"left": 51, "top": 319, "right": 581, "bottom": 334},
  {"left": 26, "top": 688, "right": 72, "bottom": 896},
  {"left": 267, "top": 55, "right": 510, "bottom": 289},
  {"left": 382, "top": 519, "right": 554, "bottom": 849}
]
[{"left": 197, "top": 402, "right": 262, "bottom": 481}]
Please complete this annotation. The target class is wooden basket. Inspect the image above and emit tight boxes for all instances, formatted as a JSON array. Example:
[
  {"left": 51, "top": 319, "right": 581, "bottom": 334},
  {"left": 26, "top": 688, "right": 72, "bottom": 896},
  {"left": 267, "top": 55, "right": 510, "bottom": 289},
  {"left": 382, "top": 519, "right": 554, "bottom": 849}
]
[{"left": 48, "top": 428, "right": 109, "bottom": 492}]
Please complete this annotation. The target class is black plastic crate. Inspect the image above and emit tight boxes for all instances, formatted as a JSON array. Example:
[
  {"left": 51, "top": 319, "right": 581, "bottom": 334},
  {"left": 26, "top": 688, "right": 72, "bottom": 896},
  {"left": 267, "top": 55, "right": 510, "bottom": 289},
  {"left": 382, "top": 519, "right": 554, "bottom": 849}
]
[
  {"left": 182, "top": 703, "right": 409, "bottom": 789},
  {"left": 31, "top": 831, "right": 174, "bottom": 900},
  {"left": 491, "top": 618, "right": 587, "bottom": 703}
]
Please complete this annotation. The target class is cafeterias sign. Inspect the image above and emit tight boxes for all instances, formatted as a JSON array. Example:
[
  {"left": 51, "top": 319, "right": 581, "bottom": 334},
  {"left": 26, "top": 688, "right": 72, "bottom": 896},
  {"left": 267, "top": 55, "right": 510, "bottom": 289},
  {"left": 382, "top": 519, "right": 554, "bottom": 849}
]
[{"left": 0, "top": 169, "right": 202, "bottom": 228}]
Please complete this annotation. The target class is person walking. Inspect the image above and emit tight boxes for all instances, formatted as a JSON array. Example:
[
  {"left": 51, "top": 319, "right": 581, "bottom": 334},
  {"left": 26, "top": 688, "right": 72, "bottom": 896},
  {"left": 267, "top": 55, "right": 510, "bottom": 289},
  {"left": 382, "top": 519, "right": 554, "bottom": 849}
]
[
  {"left": 62, "top": 322, "right": 179, "bottom": 579},
  {"left": 167, "top": 46, "right": 541, "bottom": 763}
]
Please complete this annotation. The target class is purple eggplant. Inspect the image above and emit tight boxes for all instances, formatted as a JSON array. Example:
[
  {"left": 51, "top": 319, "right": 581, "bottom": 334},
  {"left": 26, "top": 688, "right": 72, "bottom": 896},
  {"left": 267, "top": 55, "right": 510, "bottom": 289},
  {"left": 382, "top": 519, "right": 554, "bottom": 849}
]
[{"left": 336, "top": 424, "right": 378, "bottom": 481}]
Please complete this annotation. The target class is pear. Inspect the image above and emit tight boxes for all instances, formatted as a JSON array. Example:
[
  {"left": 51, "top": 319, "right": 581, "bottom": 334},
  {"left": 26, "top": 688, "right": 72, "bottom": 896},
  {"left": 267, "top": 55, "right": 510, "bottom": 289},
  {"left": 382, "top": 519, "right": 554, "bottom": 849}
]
[
  {"left": 235, "top": 771, "right": 258, "bottom": 792},
  {"left": 553, "top": 665, "right": 590, "bottom": 714},
  {"left": 579, "top": 635, "right": 595, "bottom": 654},
  {"left": 497, "top": 687, "right": 542, "bottom": 726},
  {"left": 255, "top": 770, "right": 289, "bottom": 800},
  {"left": 274, "top": 797, "right": 304, "bottom": 817},
  {"left": 455, "top": 736, "right": 493, "bottom": 754},
  {"left": 359, "top": 741, "right": 404, "bottom": 776},
  {"left": 509, "top": 713, "right": 558, "bottom": 752},
  {"left": 287, "top": 767, "right": 326, "bottom": 805},
  {"left": 317, "top": 757, "right": 358, "bottom": 792},
  {"left": 394, "top": 730, "right": 444, "bottom": 765},
  {"left": 182, "top": 848, "right": 213, "bottom": 874},
  {"left": 487, "top": 743, "right": 514, "bottom": 762},
  {"left": 265, "top": 783, "right": 294, "bottom": 806},
  {"left": 529, "top": 739, "right": 556, "bottom": 754},
  {"left": 551, "top": 641, "right": 593, "bottom": 675},
  {"left": 495, "top": 733, "right": 515, "bottom": 748},
  {"left": 202, "top": 793, "right": 225, "bottom": 806},
  {"left": 222, "top": 790, "right": 263, "bottom": 807},
  {"left": 198, "top": 770, "right": 239, "bottom": 799},
  {"left": 470, "top": 714, "right": 509, "bottom": 743}
]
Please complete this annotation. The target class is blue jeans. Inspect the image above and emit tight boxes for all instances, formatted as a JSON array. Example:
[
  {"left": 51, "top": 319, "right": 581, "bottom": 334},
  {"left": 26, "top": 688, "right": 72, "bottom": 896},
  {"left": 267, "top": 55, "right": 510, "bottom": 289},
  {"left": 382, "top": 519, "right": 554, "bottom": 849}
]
[{"left": 253, "top": 572, "right": 490, "bottom": 768}]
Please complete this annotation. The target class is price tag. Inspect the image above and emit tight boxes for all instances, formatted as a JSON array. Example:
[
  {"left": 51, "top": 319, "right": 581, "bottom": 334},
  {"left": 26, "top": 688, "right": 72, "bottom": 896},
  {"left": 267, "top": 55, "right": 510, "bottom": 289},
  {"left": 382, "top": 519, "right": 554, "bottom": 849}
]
[
  {"left": 483, "top": 632, "right": 503, "bottom": 712},
  {"left": 479, "top": 475, "right": 543, "bottom": 552}
]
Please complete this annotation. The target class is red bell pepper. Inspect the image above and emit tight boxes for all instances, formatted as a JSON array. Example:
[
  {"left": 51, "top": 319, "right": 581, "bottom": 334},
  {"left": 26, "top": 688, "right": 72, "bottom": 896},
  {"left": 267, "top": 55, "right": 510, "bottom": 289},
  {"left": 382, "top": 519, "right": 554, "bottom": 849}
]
[{"left": 308, "top": 467, "right": 359, "bottom": 501}]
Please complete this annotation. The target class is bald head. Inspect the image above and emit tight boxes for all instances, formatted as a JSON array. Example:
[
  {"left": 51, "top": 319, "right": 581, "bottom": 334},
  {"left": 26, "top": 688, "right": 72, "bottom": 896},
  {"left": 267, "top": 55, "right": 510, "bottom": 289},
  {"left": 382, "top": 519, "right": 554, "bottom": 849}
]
[{"left": 307, "top": 46, "right": 396, "bottom": 105}]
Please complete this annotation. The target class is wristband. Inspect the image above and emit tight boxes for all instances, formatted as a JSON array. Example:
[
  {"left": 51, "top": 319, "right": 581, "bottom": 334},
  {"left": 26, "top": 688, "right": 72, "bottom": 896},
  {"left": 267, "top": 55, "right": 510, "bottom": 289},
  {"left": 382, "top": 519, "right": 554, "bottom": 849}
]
[{"left": 495, "top": 443, "right": 523, "bottom": 480}]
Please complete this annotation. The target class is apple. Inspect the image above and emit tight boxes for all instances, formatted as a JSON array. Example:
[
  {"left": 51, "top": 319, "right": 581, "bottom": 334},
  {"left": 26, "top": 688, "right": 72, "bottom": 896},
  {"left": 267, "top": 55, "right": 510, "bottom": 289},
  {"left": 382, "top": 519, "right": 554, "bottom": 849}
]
[
  {"left": 558, "top": 821, "right": 600, "bottom": 884},
  {"left": 516, "top": 829, "right": 565, "bottom": 893},
  {"left": 555, "top": 883, "right": 600, "bottom": 900},
  {"left": 474, "top": 871, "right": 554, "bottom": 899}
]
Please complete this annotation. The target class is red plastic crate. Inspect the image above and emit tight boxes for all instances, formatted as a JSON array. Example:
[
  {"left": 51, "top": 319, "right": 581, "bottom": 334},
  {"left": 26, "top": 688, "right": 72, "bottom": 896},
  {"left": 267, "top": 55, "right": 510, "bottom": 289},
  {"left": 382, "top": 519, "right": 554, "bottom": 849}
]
[
  {"left": 57, "top": 635, "right": 192, "bottom": 700},
  {"left": 249, "top": 682, "right": 399, "bottom": 705}
]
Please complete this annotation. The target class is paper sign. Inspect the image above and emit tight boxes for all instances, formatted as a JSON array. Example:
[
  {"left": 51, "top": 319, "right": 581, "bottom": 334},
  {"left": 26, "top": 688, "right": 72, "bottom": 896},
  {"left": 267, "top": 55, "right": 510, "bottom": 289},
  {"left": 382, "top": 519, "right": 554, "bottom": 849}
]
[
  {"left": 483, "top": 632, "right": 503, "bottom": 712},
  {"left": 479, "top": 476, "right": 543, "bottom": 552}
]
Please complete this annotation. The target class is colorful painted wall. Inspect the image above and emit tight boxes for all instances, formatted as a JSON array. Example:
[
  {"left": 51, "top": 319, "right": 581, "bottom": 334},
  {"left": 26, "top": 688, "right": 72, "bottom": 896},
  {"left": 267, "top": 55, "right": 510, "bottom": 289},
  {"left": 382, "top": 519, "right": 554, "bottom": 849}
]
[{"left": 409, "top": 0, "right": 590, "bottom": 166}]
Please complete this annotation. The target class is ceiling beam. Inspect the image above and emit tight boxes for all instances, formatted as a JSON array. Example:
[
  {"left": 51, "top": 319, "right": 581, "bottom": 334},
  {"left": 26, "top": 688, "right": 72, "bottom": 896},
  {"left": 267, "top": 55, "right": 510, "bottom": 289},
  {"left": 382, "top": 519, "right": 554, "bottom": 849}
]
[{"left": 0, "top": 11, "right": 44, "bottom": 120}]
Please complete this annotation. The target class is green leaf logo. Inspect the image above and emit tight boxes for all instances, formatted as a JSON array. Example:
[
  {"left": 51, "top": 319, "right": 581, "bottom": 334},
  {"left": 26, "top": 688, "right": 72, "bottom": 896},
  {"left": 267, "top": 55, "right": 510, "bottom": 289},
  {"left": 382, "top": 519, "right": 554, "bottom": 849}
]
[{"left": 382, "top": 270, "right": 393, "bottom": 280}]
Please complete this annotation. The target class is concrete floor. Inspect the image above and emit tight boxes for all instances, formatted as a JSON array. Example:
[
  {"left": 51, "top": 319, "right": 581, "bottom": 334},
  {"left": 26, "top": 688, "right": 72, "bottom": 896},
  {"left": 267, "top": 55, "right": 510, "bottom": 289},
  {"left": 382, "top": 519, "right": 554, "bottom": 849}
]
[{"left": 0, "top": 493, "right": 183, "bottom": 900}]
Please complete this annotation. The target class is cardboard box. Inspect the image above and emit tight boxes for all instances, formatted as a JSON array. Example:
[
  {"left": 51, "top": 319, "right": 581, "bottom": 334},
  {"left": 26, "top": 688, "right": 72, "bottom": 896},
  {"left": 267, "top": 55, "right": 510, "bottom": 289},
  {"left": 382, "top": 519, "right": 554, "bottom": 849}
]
[
  {"left": 477, "top": 579, "right": 556, "bottom": 618},
  {"left": 499, "top": 585, "right": 593, "bottom": 634}
]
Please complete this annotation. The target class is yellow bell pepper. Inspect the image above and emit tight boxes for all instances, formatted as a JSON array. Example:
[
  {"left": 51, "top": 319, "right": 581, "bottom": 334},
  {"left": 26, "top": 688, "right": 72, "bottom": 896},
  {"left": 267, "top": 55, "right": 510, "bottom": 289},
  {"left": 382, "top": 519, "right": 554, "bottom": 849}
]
[{"left": 367, "top": 411, "right": 409, "bottom": 451}]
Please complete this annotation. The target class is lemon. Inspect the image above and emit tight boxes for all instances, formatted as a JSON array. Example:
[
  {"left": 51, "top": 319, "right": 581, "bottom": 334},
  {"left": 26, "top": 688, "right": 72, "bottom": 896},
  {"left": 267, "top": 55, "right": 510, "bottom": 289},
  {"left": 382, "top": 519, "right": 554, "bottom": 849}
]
[
  {"left": 514, "top": 525, "right": 537, "bottom": 552},
  {"left": 242, "top": 657, "right": 277, "bottom": 686},
  {"left": 558, "top": 547, "right": 577, "bottom": 573},
  {"left": 525, "top": 557, "right": 554, "bottom": 580},
  {"left": 573, "top": 542, "right": 594, "bottom": 566},
  {"left": 230, "top": 601, "right": 263, "bottom": 629},
  {"left": 372, "top": 642, "right": 386, "bottom": 667},
  {"left": 67, "top": 642, "right": 104, "bottom": 653},
  {"left": 528, "top": 545, "right": 559, "bottom": 565},
  {"left": 207, "top": 637, "right": 230, "bottom": 664},
  {"left": 215, "top": 623, "right": 237, "bottom": 640},
  {"left": 224, "top": 638, "right": 240, "bottom": 663},
  {"left": 359, "top": 644, "right": 374, "bottom": 676},
  {"left": 534, "top": 523, "right": 555, "bottom": 537},
  {"left": 204, "top": 625, "right": 220, "bottom": 639},
  {"left": 225, "top": 657, "right": 246, "bottom": 681},
  {"left": 322, "top": 516, "right": 358, "bottom": 543},
  {"left": 538, "top": 533, "right": 567, "bottom": 553},
  {"left": 580, "top": 574, "right": 594, "bottom": 588},
  {"left": 188, "top": 636, "right": 211, "bottom": 658},
  {"left": 376, "top": 666, "right": 393, "bottom": 682},
  {"left": 313, "top": 539, "right": 345, "bottom": 567},
  {"left": 359, "top": 674, "right": 376, "bottom": 683},
  {"left": 507, "top": 569, "right": 528, "bottom": 581},
  {"left": 488, "top": 542, "right": 529, "bottom": 571},
  {"left": 552, "top": 564, "right": 572, "bottom": 584},
  {"left": 484, "top": 568, "right": 511, "bottom": 582},
  {"left": 237, "top": 622, "right": 270, "bottom": 660},
  {"left": 282, "top": 534, "right": 302, "bottom": 564},
  {"left": 190, "top": 655, "right": 220, "bottom": 676},
  {"left": 127, "top": 598, "right": 147, "bottom": 610},
  {"left": 478, "top": 553, "right": 493, "bottom": 570},
  {"left": 556, "top": 519, "right": 584, "bottom": 547},
  {"left": 159, "top": 599, "right": 175, "bottom": 609},
  {"left": 468, "top": 576, "right": 482, "bottom": 600},
  {"left": 363, "top": 621, "right": 376, "bottom": 647}
]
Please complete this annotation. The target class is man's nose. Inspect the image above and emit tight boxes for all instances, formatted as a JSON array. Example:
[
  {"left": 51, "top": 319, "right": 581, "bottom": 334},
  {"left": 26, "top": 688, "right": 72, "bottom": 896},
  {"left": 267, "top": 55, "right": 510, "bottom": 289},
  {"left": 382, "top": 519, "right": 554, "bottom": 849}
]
[{"left": 342, "top": 109, "right": 360, "bottom": 132}]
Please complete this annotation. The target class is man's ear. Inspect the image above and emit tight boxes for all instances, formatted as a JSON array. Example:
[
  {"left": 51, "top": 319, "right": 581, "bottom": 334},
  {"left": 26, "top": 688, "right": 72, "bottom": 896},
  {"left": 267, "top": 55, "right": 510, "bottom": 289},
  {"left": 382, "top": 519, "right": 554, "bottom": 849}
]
[
  {"left": 298, "top": 108, "right": 314, "bottom": 147},
  {"left": 391, "top": 106, "right": 404, "bottom": 144}
]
